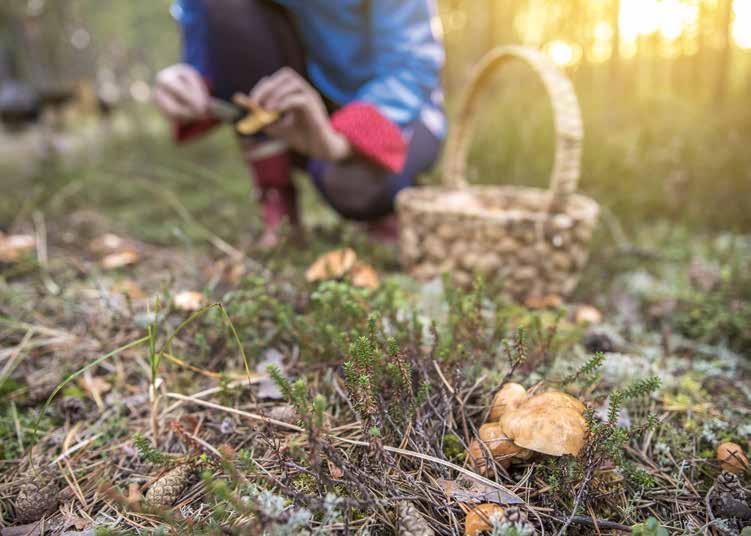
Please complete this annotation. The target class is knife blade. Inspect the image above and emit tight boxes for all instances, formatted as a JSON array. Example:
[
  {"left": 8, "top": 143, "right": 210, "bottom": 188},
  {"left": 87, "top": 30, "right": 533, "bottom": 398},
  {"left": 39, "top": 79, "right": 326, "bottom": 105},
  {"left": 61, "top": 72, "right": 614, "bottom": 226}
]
[{"left": 207, "top": 97, "right": 245, "bottom": 123}]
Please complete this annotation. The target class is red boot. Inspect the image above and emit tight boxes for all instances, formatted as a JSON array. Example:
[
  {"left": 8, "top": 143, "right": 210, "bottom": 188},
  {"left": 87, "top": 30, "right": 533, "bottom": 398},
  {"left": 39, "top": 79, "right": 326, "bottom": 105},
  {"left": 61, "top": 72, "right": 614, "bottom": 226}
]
[
  {"left": 365, "top": 213, "right": 400, "bottom": 245},
  {"left": 241, "top": 140, "right": 301, "bottom": 247}
]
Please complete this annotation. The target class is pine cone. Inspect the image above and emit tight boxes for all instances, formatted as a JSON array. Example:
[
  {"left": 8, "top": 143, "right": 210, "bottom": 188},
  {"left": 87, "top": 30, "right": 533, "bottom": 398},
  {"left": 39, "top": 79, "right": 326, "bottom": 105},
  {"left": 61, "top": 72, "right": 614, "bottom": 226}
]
[
  {"left": 502, "top": 507, "right": 537, "bottom": 535},
  {"left": 144, "top": 464, "right": 194, "bottom": 509},
  {"left": 716, "top": 471, "right": 746, "bottom": 499},
  {"left": 582, "top": 330, "right": 615, "bottom": 354},
  {"left": 709, "top": 472, "right": 751, "bottom": 525},
  {"left": 15, "top": 471, "right": 59, "bottom": 523},
  {"left": 397, "top": 501, "right": 434, "bottom": 536}
]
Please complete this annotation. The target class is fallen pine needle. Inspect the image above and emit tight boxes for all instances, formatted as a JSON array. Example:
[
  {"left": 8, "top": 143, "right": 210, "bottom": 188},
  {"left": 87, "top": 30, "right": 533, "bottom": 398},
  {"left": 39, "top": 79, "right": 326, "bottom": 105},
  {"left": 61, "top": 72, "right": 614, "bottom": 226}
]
[{"left": 165, "top": 392, "right": 524, "bottom": 504}]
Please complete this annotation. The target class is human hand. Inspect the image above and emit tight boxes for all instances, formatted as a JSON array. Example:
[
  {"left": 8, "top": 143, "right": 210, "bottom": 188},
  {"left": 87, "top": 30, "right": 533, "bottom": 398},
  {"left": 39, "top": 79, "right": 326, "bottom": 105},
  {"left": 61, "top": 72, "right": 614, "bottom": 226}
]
[
  {"left": 249, "top": 67, "right": 351, "bottom": 161},
  {"left": 153, "top": 64, "right": 209, "bottom": 121}
]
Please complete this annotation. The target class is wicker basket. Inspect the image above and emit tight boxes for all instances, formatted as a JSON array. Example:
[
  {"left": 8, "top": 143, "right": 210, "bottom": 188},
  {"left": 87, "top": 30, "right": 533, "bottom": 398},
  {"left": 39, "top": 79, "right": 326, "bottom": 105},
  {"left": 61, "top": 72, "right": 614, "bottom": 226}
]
[{"left": 396, "top": 45, "right": 599, "bottom": 301}]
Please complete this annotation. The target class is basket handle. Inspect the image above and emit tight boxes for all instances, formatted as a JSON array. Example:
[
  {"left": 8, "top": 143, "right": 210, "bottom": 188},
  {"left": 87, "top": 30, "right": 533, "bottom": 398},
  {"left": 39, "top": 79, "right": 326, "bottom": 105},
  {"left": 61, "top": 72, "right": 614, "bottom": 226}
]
[{"left": 443, "top": 45, "right": 583, "bottom": 207}]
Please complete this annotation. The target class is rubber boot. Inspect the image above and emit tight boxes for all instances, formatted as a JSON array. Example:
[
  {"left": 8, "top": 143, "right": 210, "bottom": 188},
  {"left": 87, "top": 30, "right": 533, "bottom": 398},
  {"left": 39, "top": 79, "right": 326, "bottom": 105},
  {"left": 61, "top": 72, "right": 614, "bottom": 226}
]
[
  {"left": 241, "top": 140, "right": 301, "bottom": 247},
  {"left": 365, "top": 213, "right": 400, "bottom": 245}
]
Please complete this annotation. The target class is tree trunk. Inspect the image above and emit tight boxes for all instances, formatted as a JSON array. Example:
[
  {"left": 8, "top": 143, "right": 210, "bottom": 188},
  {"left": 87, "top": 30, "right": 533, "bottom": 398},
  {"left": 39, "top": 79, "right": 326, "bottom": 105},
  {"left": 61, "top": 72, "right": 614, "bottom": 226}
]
[
  {"left": 609, "top": 0, "right": 621, "bottom": 90},
  {"left": 714, "top": 0, "right": 734, "bottom": 104}
]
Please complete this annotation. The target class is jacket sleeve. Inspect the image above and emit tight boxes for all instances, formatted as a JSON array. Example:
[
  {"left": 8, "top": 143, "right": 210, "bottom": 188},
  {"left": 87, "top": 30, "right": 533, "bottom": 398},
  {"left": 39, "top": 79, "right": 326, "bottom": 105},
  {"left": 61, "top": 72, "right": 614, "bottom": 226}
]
[
  {"left": 171, "top": 0, "right": 219, "bottom": 143},
  {"left": 331, "top": 0, "right": 444, "bottom": 172}
]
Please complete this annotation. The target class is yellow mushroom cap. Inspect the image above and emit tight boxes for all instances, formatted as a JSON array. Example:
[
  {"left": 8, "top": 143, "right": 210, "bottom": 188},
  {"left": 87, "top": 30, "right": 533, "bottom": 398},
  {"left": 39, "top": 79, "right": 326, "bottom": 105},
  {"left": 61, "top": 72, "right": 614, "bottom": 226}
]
[
  {"left": 467, "top": 423, "right": 526, "bottom": 473},
  {"left": 488, "top": 383, "right": 528, "bottom": 422},
  {"left": 515, "top": 391, "right": 585, "bottom": 414},
  {"left": 717, "top": 442, "right": 749, "bottom": 474},
  {"left": 465, "top": 503, "right": 505, "bottom": 536},
  {"left": 499, "top": 391, "right": 587, "bottom": 456},
  {"left": 305, "top": 248, "right": 357, "bottom": 282},
  {"left": 480, "top": 422, "right": 524, "bottom": 466}
]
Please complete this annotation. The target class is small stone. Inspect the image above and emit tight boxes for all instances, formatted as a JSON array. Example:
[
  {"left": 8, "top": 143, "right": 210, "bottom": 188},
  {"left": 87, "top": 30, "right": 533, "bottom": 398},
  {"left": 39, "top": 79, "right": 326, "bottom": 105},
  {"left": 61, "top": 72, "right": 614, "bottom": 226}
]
[{"left": 267, "top": 405, "right": 298, "bottom": 424}]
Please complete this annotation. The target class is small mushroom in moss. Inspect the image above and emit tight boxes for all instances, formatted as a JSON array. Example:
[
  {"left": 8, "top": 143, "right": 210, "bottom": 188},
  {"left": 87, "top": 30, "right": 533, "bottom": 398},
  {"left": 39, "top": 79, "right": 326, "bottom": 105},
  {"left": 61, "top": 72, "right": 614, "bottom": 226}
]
[
  {"left": 487, "top": 382, "right": 528, "bottom": 422},
  {"left": 499, "top": 391, "right": 587, "bottom": 457},
  {"left": 467, "top": 422, "right": 526, "bottom": 473},
  {"left": 717, "top": 442, "right": 749, "bottom": 474},
  {"left": 465, "top": 503, "right": 505, "bottom": 536},
  {"left": 305, "top": 248, "right": 357, "bottom": 283}
]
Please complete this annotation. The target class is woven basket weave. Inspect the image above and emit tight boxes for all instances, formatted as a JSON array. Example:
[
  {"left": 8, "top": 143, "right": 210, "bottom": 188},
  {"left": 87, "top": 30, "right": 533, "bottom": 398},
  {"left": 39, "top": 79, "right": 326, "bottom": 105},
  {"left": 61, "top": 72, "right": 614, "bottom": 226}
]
[{"left": 396, "top": 45, "right": 599, "bottom": 301}]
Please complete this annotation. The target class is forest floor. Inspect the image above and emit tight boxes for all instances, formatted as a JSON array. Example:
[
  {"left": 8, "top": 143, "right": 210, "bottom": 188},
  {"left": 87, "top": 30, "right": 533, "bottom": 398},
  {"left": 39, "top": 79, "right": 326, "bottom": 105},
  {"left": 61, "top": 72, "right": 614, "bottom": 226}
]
[{"left": 0, "top": 111, "right": 750, "bottom": 535}]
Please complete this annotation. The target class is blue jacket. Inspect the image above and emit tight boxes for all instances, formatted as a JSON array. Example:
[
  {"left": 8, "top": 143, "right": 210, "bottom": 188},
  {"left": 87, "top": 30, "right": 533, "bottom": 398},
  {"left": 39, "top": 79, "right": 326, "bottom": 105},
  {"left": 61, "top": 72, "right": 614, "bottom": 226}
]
[{"left": 171, "top": 0, "right": 446, "bottom": 140}]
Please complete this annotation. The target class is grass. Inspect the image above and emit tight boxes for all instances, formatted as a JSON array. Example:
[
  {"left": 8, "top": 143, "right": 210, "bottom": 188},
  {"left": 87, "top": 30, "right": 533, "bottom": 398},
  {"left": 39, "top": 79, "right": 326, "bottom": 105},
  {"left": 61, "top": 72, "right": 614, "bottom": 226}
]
[{"left": 0, "top": 89, "right": 749, "bottom": 533}]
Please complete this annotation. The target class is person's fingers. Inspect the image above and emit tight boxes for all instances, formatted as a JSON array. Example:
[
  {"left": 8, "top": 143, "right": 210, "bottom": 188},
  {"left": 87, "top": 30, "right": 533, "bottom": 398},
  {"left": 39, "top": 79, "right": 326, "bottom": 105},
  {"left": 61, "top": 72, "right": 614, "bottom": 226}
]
[
  {"left": 263, "top": 83, "right": 305, "bottom": 111},
  {"left": 157, "top": 75, "right": 192, "bottom": 105},
  {"left": 251, "top": 68, "right": 304, "bottom": 108},
  {"left": 264, "top": 113, "right": 296, "bottom": 138},
  {"left": 153, "top": 86, "right": 191, "bottom": 120},
  {"left": 248, "top": 76, "right": 275, "bottom": 107},
  {"left": 178, "top": 69, "right": 209, "bottom": 116},
  {"left": 273, "top": 94, "right": 309, "bottom": 113}
]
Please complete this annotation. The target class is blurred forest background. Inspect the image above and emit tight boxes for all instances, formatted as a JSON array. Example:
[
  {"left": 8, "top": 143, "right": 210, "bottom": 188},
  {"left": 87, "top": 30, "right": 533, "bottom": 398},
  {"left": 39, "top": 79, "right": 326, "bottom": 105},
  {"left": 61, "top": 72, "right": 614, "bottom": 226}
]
[{"left": 1, "top": 0, "right": 750, "bottom": 233}]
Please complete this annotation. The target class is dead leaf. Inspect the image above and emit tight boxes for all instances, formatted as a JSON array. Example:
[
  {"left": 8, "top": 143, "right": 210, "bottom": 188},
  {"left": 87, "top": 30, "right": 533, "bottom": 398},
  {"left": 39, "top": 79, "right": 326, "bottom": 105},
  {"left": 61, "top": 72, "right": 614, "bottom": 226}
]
[
  {"left": 100, "top": 250, "right": 139, "bottom": 270},
  {"left": 89, "top": 233, "right": 125, "bottom": 253},
  {"left": 574, "top": 305, "right": 603, "bottom": 325},
  {"left": 267, "top": 404, "right": 298, "bottom": 424},
  {"left": 327, "top": 459, "right": 344, "bottom": 480},
  {"left": 437, "top": 477, "right": 520, "bottom": 505},
  {"left": 126, "top": 482, "right": 143, "bottom": 505},
  {"left": 0, "top": 233, "right": 35, "bottom": 262},
  {"left": 78, "top": 372, "right": 111, "bottom": 410},
  {"left": 350, "top": 261, "right": 380, "bottom": 290},
  {"left": 62, "top": 510, "right": 90, "bottom": 531},
  {"left": 524, "top": 294, "right": 563, "bottom": 310},
  {"left": 173, "top": 290, "right": 206, "bottom": 312},
  {"left": 112, "top": 279, "right": 145, "bottom": 300},
  {"left": 305, "top": 248, "right": 357, "bottom": 283}
]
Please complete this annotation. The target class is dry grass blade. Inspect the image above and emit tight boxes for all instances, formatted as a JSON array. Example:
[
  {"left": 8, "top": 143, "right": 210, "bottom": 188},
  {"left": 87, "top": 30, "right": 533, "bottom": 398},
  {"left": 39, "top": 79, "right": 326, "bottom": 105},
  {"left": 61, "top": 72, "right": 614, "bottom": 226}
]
[{"left": 165, "top": 392, "right": 524, "bottom": 505}]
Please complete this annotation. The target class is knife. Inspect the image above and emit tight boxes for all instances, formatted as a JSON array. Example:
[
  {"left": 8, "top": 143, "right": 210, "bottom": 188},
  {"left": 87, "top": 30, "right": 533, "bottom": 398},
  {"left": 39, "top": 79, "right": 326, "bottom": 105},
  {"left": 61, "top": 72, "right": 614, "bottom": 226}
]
[{"left": 207, "top": 97, "right": 245, "bottom": 123}]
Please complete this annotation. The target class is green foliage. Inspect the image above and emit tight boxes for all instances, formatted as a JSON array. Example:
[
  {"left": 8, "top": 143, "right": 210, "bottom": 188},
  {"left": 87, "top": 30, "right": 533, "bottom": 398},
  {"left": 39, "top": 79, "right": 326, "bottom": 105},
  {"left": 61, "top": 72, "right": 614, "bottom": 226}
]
[
  {"left": 268, "top": 365, "right": 327, "bottom": 431},
  {"left": 222, "top": 276, "right": 297, "bottom": 351},
  {"left": 631, "top": 517, "right": 669, "bottom": 536},
  {"left": 490, "top": 523, "right": 535, "bottom": 536},
  {"left": 587, "top": 377, "right": 662, "bottom": 476},
  {"left": 304, "top": 281, "right": 372, "bottom": 360},
  {"left": 562, "top": 352, "right": 605, "bottom": 386},
  {"left": 439, "top": 274, "right": 492, "bottom": 360},
  {"left": 341, "top": 316, "right": 426, "bottom": 437},
  {"left": 133, "top": 432, "right": 169, "bottom": 465},
  {"left": 442, "top": 433, "right": 466, "bottom": 462}
]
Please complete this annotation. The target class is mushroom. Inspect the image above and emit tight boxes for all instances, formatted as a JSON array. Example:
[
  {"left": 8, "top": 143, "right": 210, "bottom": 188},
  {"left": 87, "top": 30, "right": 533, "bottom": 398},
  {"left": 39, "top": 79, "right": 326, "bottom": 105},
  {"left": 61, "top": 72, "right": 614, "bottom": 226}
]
[
  {"left": 575, "top": 305, "right": 603, "bottom": 325},
  {"left": 717, "top": 442, "right": 749, "bottom": 474},
  {"left": 499, "top": 391, "right": 587, "bottom": 457},
  {"left": 350, "top": 261, "right": 380, "bottom": 290},
  {"left": 465, "top": 503, "right": 505, "bottom": 536},
  {"left": 487, "top": 383, "right": 528, "bottom": 422},
  {"left": 510, "top": 390, "right": 585, "bottom": 414},
  {"left": 305, "top": 248, "right": 357, "bottom": 283},
  {"left": 467, "top": 423, "right": 526, "bottom": 472}
]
